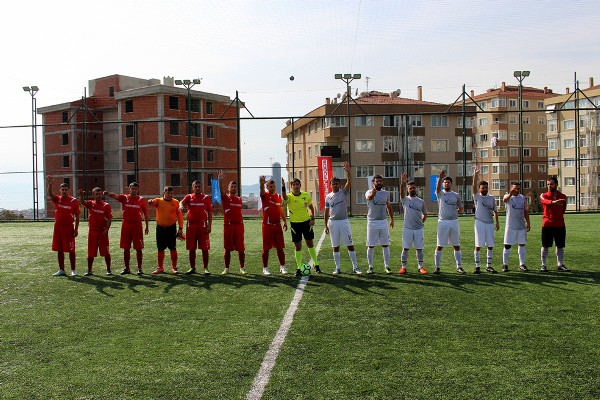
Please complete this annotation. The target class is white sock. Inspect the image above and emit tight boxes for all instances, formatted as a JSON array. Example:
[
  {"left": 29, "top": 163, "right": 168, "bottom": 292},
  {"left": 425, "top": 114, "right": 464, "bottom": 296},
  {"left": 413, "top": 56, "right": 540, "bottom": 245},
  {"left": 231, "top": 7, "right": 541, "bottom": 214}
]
[
  {"left": 556, "top": 247, "right": 564, "bottom": 266},
  {"left": 401, "top": 249, "right": 409, "bottom": 267},
  {"left": 333, "top": 251, "right": 341, "bottom": 269},
  {"left": 383, "top": 247, "right": 390, "bottom": 268},
  {"left": 487, "top": 249, "right": 493, "bottom": 268},
  {"left": 416, "top": 249, "right": 424, "bottom": 267},
  {"left": 454, "top": 250, "right": 462, "bottom": 268},
  {"left": 348, "top": 250, "right": 358, "bottom": 269},
  {"left": 367, "top": 247, "right": 374, "bottom": 268},
  {"left": 541, "top": 247, "right": 548, "bottom": 266},
  {"left": 474, "top": 250, "right": 481, "bottom": 268},
  {"left": 435, "top": 249, "right": 442, "bottom": 268},
  {"left": 503, "top": 247, "right": 510, "bottom": 265},
  {"left": 518, "top": 246, "right": 526, "bottom": 265}
]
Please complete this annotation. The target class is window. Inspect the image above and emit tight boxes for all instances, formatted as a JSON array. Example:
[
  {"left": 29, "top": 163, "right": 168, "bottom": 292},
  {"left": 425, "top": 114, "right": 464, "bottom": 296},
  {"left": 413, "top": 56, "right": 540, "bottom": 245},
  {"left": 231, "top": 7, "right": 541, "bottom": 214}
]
[
  {"left": 171, "top": 173, "right": 181, "bottom": 187},
  {"left": 315, "top": 145, "right": 319, "bottom": 157},
  {"left": 523, "top": 181, "right": 531, "bottom": 189},
  {"left": 523, "top": 100, "right": 530, "bottom": 108},
  {"left": 169, "top": 96, "right": 179, "bottom": 110},
  {"left": 523, "top": 148, "right": 531, "bottom": 157},
  {"left": 125, "top": 100, "right": 133, "bottom": 113},
  {"left": 413, "top": 161, "right": 424, "bottom": 177},
  {"left": 523, "top": 164, "right": 531, "bottom": 173},
  {"left": 384, "top": 162, "right": 398, "bottom": 178},
  {"left": 538, "top": 132, "right": 546, "bottom": 142},
  {"left": 308, "top": 147, "right": 312, "bottom": 158},
  {"left": 548, "top": 157, "right": 558, "bottom": 169},
  {"left": 431, "top": 139, "right": 448, "bottom": 152},
  {"left": 207, "top": 149, "right": 215, "bottom": 162},
  {"left": 408, "top": 115, "right": 422, "bottom": 127},
  {"left": 492, "top": 147, "right": 508, "bottom": 157},
  {"left": 186, "top": 98, "right": 200, "bottom": 112},
  {"left": 548, "top": 118, "right": 557, "bottom": 132},
  {"left": 491, "top": 97, "right": 506, "bottom": 108},
  {"left": 523, "top": 116, "right": 530, "bottom": 124},
  {"left": 523, "top": 132, "right": 531, "bottom": 141},
  {"left": 581, "top": 156, "right": 588, "bottom": 167},
  {"left": 170, "top": 121, "right": 179, "bottom": 135},
  {"left": 564, "top": 158, "right": 575, "bottom": 167},
  {"left": 567, "top": 196, "right": 576, "bottom": 205},
  {"left": 431, "top": 115, "right": 449, "bottom": 127},
  {"left": 384, "top": 187, "right": 399, "bottom": 204},
  {"left": 564, "top": 139, "right": 575, "bottom": 148},
  {"left": 125, "top": 124, "right": 134, "bottom": 138},
  {"left": 189, "top": 147, "right": 201, "bottom": 161},
  {"left": 538, "top": 101, "right": 545, "bottom": 109},
  {"left": 205, "top": 101, "right": 213, "bottom": 115},
  {"left": 62, "top": 111, "right": 69, "bottom": 123},
  {"left": 411, "top": 137, "right": 424, "bottom": 152},
  {"left": 509, "top": 99, "right": 517, "bottom": 108},
  {"left": 62, "top": 155, "right": 69, "bottom": 168},
  {"left": 356, "top": 191, "right": 367, "bottom": 205},
  {"left": 509, "top": 115, "right": 517, "bottom": 124},
  {"left": 538, "top": 164, "right": 547, "bottom": 173},
  {"left": 538, "top": 117, "right": 546, "bottom": 125},
  {"left": 190, "top": 123, "right": 201, "bottom": 137},
  {"left": 126, "top": 175, "right": 135, "bottom": 186},
  {"left": 480, "top": 149, "right": 489, "bottom": 158},
  {"left": 383, "top": 115, "right": 399, "bottom": 127},
  {"left": 538, "top": 180, "right": 547, "bottom": 189},
  {"left": 548, "top": 138, "right": 557, "bottom": 150},
  {"left": 170, "top": 147, "right": 180, "bottom": 161},
  {"left": 563, "top": 120, "right": 575, "bottom": 130},
  {"left": 457, "top": 117, "right": 474, "bottom": 128},
  {"left": 354, "top": 116, "right": 373, "bottom": 126},
  {"left": 297, "top": 150, "right": 302, "bottom": 160},
  {"left": 298, "top": 171, "right": 302, "bottom": 180},
  {"left": 564, "top": 177, "right": 575, "bottom": 186},
  {"left": 457, "top": 136, "right": 472, "bottom": 152},
  {"left": 322, "top": 116, "right": 346, "bottom": 128},
  {"left": 492, "top": 163, "right": 508, "bottom": 174},
  {"left": 479, "top": 117, "right": 489, "bottom": 126},
  {"left": 580, "top": 136, "right": 588, "bottom": 147},
  {"left": 477, "top": 101, "right": 488, "bottom": 110},
  {"left": 457, "top": 163, "right": 474, "bottom": 177},
  {"left": 356, "top": 166, "right": 375, "bottom": 178},
  {"left": 383, "top": 136, "right": 398, "bottom": 153},
  {"left": 492, "top": 179, "right": 501, "bottom": 190},
  {"left": 308, "top": 169, "right": 313, "bottom": 181},
  {"left": 206, "top": 125, "right": 215, "bottom": 139},
  {"left": 510, "top": 148, "right": 518, "bottom": 157},
  {"left": 62, "top": 133, "right": 68, "bottom": 145},
  {"left": 431, "top": 164, "right": 448, "bottom": 176},
  {"left": 355, "top": 139, "right": 374, "bottom": 152},
  {"left": 581, "top": 174, "right": 588, "bottom": 186},
  {"left": 481, "top": 165, "right": 489, "bottom": 174},
  {"left": 510, "top": 164, "right": 518, "bottom": 173},
  {"left": 126, "top": 150, "right": 134, "bottom": 163}
]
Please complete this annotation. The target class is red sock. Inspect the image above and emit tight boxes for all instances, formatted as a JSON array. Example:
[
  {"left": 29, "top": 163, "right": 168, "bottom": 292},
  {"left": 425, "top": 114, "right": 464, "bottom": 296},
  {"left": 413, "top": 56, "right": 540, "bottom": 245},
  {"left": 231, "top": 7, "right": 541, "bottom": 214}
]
[
  {"left": 262, "top": 250, "right": 269, "bottom": 268},
  {"left": 105, "top": 255, "right": 112, "bottom": 271},
  {"left": 239, "top": 251, "right": 245, "bottom": 269},
  {"left": 157, "top": 251, "right": 165, "bottom": 269},
  {"left": 58, "top": 251, "right": 65, "bottom": 270},
  {"left": 170, "top": 250, "right": 177, "bottom": 268},
  {"left": 202, "top": 250, "right": 209, "bottom": 268},
  {"left": 124, "top": 249, "right": 131, "bottom": 270},
  {"left": 136, "top": 249, "right": 143, "bottom": 269},
  {"left": 276, "top": 248, "right": 285, "bottom": 266},
  {"left": 87, "top": 257, "right": 94, "bottom": 272},
  {"left": 69, "top": 252, "right": 76, "bottom": 271},
  {"left": 189, "top": 251, "right": 196, "bottom": 269},
  {"left": 224, "top": 251, "right": 231, "bottom": 268}
]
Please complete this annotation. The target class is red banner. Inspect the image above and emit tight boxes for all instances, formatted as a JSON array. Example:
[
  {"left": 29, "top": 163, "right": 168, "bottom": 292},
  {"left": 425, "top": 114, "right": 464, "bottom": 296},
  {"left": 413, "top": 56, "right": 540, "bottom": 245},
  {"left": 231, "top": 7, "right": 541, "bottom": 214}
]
[{"left": 317, "top": 156, "right": 333, "bottom": 211}]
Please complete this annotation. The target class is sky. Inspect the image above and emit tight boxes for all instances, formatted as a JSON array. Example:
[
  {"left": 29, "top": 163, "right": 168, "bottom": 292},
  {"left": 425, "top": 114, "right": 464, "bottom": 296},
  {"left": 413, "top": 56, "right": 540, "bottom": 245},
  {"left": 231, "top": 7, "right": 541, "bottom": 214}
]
[{"left": 1, "top": 0, "right": 599, "bottom": 210}]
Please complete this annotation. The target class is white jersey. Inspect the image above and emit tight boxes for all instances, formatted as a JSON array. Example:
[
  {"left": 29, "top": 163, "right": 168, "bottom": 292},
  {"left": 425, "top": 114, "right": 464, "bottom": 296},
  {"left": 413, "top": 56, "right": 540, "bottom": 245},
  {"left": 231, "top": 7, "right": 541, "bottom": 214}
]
[
  {"left": 474, "top": 193, "right": 496, "bottom": 224},
  {"left": 505, "top": 194, "right": 527, "bottom": 231},
  {"left": 325, "top": 188, "right": 348, "bottom": 220},
  {"left": 437, "top": 190, "right": 462, "bottom": 221},
  {"left": 401, "top": 195, "right": 427, "bottom": 230},
  {"left": 366, "top": 189, "right": 389, "bottom": 221}
]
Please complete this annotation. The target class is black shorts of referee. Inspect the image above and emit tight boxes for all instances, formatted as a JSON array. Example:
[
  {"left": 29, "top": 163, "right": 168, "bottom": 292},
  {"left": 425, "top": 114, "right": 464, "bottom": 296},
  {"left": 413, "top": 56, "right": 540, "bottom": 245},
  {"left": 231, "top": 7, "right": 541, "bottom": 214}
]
[
  {"left": 541, "top": 226, "right": 566, "bottom": 248},
  {"left": 290, "top": 220, "right": 314, "bottom": 243},
  {"left": 156, "top": 224, "right": 177, "bottom": 251}
]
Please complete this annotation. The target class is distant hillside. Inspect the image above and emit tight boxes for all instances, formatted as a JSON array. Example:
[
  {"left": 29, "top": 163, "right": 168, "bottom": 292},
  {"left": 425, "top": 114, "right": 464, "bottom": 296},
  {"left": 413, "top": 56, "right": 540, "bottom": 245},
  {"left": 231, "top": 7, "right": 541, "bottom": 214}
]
[{"left": 241, "top": 183, "right": 261, "bottom": 196}]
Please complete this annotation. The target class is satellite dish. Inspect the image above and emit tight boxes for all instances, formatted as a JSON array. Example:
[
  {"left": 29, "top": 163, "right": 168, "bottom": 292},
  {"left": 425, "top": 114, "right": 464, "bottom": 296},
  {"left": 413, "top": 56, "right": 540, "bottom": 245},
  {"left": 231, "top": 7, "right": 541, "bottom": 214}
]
[
  {"left": 336, "top": 93, "right": 341, "bottom": 99},
  {"left": 392, "top": 89, "right": 401, "bottom": 97}
]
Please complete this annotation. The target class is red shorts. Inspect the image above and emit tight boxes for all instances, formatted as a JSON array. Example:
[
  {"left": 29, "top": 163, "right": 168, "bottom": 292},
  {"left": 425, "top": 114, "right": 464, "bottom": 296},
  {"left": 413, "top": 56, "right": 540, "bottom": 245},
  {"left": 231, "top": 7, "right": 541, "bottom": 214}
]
[
  {"left": 186, "top": 225, "right": 210, "bottom": 251},
  {"left": 88, "top": 229, "right": 110, "bottom": 258},
  {"left": 120, "top": 221, "right": 144, "bottom": 250},
  {"left": 52, "top": 223, "right": 75, "bottom": 252},
  {"left": 224, "top": 223, "right": 245, "bottom": 252},
  {"left": 262, "top": 223, "right": 285, "bottom": 250}
]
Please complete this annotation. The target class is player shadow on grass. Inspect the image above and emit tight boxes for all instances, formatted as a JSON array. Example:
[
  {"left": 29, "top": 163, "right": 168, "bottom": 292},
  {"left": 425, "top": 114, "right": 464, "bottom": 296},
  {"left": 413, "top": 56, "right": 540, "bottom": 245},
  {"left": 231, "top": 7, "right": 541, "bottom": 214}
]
[{"left": 72, "top": 274, "right": 159, "bottom": 297}]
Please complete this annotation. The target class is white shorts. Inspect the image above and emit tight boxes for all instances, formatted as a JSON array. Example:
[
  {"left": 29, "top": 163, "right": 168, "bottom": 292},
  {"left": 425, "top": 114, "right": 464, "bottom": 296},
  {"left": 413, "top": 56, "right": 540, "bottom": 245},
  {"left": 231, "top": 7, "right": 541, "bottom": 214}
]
[
  {"left": 504, "top": 227, "right": 527, "bottom": 245},
  {"left": 366, "top": 219, "right": 390, "bottom": 247},
  {"left": 474, "top": 220, "right": 495, "bottom": 247},
  {"left": 437, "top": 219, "right": 460, "bottom": 247},
  {"left": 402, "top": 227, "right": 424, "bottom": 249},
  {"left": 328, "top": 219, "right": 354, "bottom": 247}
]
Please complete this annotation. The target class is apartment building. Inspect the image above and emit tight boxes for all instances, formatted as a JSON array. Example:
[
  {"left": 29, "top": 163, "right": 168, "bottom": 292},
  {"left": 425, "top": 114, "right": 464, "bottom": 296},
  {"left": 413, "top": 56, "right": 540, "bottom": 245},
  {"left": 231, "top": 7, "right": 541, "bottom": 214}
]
[
  {"left": 469, "top": 82, "right": 556, "bottom": 209},
  {"left": 280, "top": 89, "right": 476, "bottom": 215},
  {"left": 545, "top": 77, "right": 600, "bottom": 210},
  {"left": 39, "top": 74, "right": 239, "bottom": 216}
]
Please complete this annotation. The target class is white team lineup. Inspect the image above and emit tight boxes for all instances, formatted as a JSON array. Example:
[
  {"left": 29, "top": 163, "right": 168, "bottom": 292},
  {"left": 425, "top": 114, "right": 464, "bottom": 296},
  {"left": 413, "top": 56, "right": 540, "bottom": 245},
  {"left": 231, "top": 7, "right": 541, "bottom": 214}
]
[{"left": 46, "top": 165, "right": 571, "bottom": 277}]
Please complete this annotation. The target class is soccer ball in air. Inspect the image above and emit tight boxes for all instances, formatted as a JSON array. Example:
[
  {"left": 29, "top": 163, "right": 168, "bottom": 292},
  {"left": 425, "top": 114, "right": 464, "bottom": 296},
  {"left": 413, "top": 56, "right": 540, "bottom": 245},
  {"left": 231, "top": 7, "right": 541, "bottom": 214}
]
[{"left": 300, "top": 263, "right": 311, "bottom": 276}]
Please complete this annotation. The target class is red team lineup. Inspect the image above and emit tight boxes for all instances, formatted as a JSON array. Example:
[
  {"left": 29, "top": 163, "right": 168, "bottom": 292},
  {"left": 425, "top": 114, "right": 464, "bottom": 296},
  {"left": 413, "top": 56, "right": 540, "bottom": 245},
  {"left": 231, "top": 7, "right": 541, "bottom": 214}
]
[{"left": 46, "top": 171, "right": 572, "bottom": 278}]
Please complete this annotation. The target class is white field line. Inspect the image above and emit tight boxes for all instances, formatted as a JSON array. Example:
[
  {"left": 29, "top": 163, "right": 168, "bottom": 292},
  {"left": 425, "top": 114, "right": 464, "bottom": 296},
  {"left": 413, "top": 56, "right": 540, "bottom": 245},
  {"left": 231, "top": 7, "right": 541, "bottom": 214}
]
[{"left": 246, "top": 230, "right": 327, "bottom": 400}]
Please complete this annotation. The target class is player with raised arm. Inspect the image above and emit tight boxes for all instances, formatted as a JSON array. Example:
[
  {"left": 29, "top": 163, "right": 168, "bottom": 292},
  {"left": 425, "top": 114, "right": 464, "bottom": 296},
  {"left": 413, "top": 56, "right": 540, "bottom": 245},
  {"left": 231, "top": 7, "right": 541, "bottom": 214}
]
[
  {"left": 324, "top": 161, "right": 361, "bottom": 275},
  {"left": 502, "top": 182, "right": 531, "bottom": 272},
  {"left": 434, "top": 171, "right": 464, "bottom": 274},
  {"left": 218, "top": 170, "right": 246, "bottom": 274},
  {"left": 47, "top": 177, "right": 80, "bottom": 276},
  {"left": 78, "top": 187, "right": 112, "bottom": 276},
  {"left": 472, "top": 166, "right": 500, "bottom": 274},
  {"left": 365, "top": 175, "right": 394, "bottom": 274},
  {"left": 180, "top": 180, "right": 213, "bottom": 275},
  {"left": 148, "top": 186, "right": 184, "bottom": 275},
  {"left": 539, "top": 176, "right": 569, "bottom": 272},
  {"left": 260, "top": 176, "right": 288, "bottom": 275},
  {"left": 282, "top": 177, "right": 320, "bottom": 275},
  {"left": 104, "top": 182, "right": 149, "bottom": 275},
  {"left": 399, "top": 172, "right": 428, "bottom": 274}
]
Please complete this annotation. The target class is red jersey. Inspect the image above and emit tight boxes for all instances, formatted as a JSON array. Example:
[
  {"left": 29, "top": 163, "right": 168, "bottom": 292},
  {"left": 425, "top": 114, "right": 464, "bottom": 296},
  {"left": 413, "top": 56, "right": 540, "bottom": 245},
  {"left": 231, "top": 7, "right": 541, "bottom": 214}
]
[
  {"left": 222, "top": 194, "right": 243, "bottom": 225},
  {"left": 52, "top": 195, "right": 80, "bottom": 225},
  {"left": 116, "top": 194, "right": 147, "bottom": 223},
  {"left": 260, "top": 192, "right": 283, "bottom": 225},
  {"left": 182, "top": 193, "right": 212, "bottom": 228},
  {"left": 540, "top": 190, "right": 567, "bottom": 227},
  {"left": 84, "top": 200, "right": 112, "bottom": 230}
]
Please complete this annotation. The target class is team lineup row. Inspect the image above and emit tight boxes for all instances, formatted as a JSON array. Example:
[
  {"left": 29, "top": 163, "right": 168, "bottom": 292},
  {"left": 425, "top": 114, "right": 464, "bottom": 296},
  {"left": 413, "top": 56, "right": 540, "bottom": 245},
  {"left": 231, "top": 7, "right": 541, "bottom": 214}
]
[{"left": 45, "top": 162, "right": 570, "bottom": 277}]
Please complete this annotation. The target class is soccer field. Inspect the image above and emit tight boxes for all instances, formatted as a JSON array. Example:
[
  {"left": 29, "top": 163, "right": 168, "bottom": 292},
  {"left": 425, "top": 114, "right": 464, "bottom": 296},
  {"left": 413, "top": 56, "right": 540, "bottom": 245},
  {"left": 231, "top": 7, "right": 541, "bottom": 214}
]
[{"left": 0, "top": 214, "right": 599, "bottom": 399}]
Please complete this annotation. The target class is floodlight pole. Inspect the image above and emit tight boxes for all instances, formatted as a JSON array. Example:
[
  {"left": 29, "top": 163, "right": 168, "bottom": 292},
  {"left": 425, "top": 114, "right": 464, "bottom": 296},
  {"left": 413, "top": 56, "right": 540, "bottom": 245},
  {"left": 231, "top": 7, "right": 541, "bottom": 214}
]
[
  {"left": 23, "top": 86, "right": 40, "bottom": 220},
  {"left": 514, "top": 70, "right": 530, "bottom": 188},
  {"left": 335, "top": 73, "right": 361, "bottom": 216},
  {"left": 175, "top": 79, "right": 201, "bottom": 189}
]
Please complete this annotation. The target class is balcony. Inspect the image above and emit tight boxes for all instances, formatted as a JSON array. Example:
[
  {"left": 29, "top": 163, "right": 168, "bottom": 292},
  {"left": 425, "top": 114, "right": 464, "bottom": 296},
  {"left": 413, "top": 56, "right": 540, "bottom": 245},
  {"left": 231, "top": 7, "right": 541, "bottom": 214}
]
[
  {"left": 380, "top": 126, "right": 398, "bottom": 136},
  {"left": 323, "top": 127, "right": 346, "bottom": 138}
]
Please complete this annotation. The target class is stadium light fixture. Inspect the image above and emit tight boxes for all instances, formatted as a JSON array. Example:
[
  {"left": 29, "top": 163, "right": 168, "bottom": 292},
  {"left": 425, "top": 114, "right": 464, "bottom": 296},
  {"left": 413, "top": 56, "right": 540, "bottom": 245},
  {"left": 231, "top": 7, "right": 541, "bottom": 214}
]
[
  {"left": 23, "top": 85, "right": 40, "bottom": 220},
  {"left": 175, "top": 78, "right": 202, "bottom": 190},
  {"left": 514, "top": 70, "right": 530, "bottom": 188}
]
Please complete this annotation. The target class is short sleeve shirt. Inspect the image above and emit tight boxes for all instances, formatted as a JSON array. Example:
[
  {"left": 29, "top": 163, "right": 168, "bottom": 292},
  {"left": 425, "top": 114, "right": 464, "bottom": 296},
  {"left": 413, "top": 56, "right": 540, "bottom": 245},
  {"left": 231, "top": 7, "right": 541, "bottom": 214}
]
[
  {"left": 437, "top": 190, "right": 462, "bottom": 221},
  {"left": 505, "top": 194, "right": 527, "bottom": 230},
  {"left": 325, "top": 188, "right": 348, "bottom": 220},
  {"left": 401, "top": 195, "right": 427, "bottom": 230},
  {"left": 117, "top": 195, "right": 147, "bottom": 224},
  {"left": 222, "top": 194, "right": 243, "bottom": 225},
  {"left": 52, "top": 195, "right": 80, "bottom": 225},
  {"left": 261, "top": 192, "right": 283, "bottom": 225},
  {"left": 284, "top": 191, "right": 312, "bottom": 223},
  {"left": 182, "top": 193, "right": 212, "bottom": 228},
  {"left": 84, "top": 200, "right": 112, "bottom": 230},
  {"left": 474, "top": 193, "right": 496, "bottom": 224},
  {"left": 366, "top": 189, "right": 389, "bottom": 221}
]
